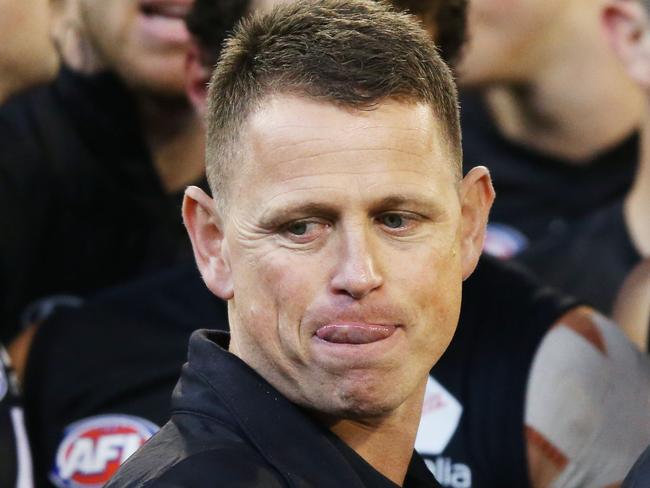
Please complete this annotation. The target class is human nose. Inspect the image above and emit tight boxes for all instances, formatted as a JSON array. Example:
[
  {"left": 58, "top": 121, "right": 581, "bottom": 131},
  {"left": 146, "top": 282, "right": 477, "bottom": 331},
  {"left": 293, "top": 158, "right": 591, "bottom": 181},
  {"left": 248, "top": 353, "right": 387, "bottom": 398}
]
[{"left": 330, "top": 226, "right": 383, "bottom": 299}]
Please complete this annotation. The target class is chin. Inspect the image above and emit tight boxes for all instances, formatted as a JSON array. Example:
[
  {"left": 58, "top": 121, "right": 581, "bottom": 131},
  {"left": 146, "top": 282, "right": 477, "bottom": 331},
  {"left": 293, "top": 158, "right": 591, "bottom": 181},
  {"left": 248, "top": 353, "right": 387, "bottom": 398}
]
[
  {"left": 120, "top": 57, "right": 189, "bottom": 100},
  {"left": 310, "top": 382, "right": 407, "bottom": 420}
]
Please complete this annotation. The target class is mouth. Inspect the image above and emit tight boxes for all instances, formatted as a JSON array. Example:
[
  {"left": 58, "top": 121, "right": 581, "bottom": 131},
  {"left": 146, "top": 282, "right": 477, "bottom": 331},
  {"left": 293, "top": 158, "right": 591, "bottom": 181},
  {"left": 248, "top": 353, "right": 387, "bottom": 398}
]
[
  {"left": 315, "top": 323, "right": 397, "bottom": 345},
  {"left": 136, "top": 0, "right": 192, "bottom": 45}
]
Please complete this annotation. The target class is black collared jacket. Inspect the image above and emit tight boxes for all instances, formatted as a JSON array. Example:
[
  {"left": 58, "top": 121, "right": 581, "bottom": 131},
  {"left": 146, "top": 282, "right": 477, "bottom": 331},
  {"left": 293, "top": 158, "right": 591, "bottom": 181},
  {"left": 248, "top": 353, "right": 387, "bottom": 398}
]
[{"left": 105, "top": 330, "right": 440, "bottom": 488}]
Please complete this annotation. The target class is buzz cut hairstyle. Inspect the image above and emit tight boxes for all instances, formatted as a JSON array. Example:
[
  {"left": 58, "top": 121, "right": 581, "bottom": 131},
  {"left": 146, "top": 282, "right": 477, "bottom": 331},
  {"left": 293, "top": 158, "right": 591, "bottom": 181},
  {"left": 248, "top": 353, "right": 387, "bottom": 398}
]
[{"left": 205, "top": 0, "right": 462, "bottom": 209}]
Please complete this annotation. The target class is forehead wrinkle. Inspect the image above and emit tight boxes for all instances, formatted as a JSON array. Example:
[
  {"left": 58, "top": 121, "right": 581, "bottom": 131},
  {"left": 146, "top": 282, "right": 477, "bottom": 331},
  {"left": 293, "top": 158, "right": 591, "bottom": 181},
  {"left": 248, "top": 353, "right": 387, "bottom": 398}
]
[
  {"left": 256, "top": 147, "right": 436, "bottom": 173},
  {"left": 260, "top": 124, "right": 435, "bottom": 149},
  {"left": 260, "top": 167, "right": 442, "bottom": 191},
  {"left": 259, "top": 185, "right": 346, "bottom": 210}
]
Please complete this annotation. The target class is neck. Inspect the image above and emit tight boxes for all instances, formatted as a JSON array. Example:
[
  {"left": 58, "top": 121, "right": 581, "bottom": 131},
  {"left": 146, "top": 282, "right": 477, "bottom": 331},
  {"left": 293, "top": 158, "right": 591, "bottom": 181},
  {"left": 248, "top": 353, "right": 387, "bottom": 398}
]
[
  {"left": 482, "top": 15, "right": 643, "bottom": 162},
  {"left": 324, "top": 382, "right": 426, "bottom": 486},
  {"left": 135, "top": 93, "right": 205, "bottom": 193},
  {"left": 625, "top": 102, "right": 650, "bottom": 257}
]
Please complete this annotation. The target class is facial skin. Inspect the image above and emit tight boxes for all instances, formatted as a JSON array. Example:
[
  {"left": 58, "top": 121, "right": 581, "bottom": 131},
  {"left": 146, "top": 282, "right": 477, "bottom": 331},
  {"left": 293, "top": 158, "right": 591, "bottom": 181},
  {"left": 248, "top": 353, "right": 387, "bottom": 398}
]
[
  {"left": 184, "top": 94, "right": 493, "bottom": 419},
  {"left": 458, "top": 0, "right": 574, "bottom": 85},
  {"left": 0, "top": 0, "right": 61, "bottom": 102},
  {"left": 79, "top": 0, "right": 194, "bottom": 97}
]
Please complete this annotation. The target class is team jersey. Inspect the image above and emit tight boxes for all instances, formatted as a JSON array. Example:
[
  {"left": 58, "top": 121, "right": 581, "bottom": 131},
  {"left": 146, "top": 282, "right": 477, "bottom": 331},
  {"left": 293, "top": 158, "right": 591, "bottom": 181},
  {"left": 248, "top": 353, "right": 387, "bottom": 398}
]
[
  {"left": 23, "top": 256, "right": 576, "bottom": 488},
  {"left": 518, "top": 201, "right": 640, "bottom": 314}
]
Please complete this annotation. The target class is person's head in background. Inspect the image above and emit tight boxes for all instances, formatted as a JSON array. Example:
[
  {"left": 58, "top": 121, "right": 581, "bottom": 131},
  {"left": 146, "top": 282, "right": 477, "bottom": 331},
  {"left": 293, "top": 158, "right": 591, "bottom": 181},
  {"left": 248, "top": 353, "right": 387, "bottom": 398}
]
[
  {"left": 69, "top": 0, "right": 207, "bottom": 193},
  {"left": 457, "top": 0, "right": 644, "bottom": 161},
  {"left": 76, "top": 0, "right": 195, "bottom": 100},
  {"left": 185, "top": 0, "right": 469, "bottom": 117},
  {"left": 0, "top": 0, "right": 62, "bottom": 103},
  {"left": 458, "top": 0, "right": 619, "bottom": 85}
]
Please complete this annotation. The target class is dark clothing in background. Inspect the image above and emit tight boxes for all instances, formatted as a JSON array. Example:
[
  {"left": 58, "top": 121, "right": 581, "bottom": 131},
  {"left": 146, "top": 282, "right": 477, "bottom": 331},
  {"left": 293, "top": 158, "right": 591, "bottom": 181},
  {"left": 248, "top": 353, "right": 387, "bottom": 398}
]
[
  {"left": 519, "top": 201, "right": 640, "bottom": 315},
  {"left": 0, "top": 66, "right": 203, "bottom": 344},
  {"left": 24, "top": 256, "right": 576, "bottom": 488},
  {"left": 23, "top": 265, "right": 227, "bottom": 488},
  {"left": 461, "top": 92, "right": 640, "bottom": 313},
  {"left": 105, "top": 330, "right": 441, "bottom": 488}
]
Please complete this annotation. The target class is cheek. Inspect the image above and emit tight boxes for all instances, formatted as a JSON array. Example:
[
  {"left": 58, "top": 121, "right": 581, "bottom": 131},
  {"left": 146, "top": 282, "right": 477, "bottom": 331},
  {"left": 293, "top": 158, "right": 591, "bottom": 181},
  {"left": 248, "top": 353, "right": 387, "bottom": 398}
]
[
  {"left": 232, "top": 251, "right": 322, "bottom": 330},
  {"left": 84, "top": 1, "right": 131, "bottom": 53},
  {"left": 400, "top": 246, "right": 462, "bottom": 349}
]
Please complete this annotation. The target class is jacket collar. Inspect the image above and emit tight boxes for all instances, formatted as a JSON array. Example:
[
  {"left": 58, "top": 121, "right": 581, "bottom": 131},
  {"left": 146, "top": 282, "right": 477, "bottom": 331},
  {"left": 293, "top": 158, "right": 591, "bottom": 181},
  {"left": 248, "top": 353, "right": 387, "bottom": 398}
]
[{"left": 173, "top": 329, "right": 371, "bottom": 488}]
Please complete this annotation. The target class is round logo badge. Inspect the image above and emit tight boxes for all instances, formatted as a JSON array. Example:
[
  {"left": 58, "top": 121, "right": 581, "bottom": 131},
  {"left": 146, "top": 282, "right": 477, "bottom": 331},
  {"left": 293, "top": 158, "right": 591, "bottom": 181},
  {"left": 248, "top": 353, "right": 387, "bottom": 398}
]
[
  {"left": 483, "top": 223, "right": 529, "bottom": 259},
  {"left": 50, "top": 414, "right": 159, "bottom": 488}
]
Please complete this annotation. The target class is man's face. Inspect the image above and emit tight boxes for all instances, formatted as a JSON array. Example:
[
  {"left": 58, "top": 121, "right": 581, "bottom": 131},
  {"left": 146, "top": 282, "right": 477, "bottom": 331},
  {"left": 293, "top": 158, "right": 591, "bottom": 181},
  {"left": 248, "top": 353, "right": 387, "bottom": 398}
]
[
  {"left": 80, "top": 0, "right": 193, "bottom": 97},
  {"left": 207, "top": 95, "right": 475, "bottom": 418},
  {"left": 458, "top": 0, "right": 569, "bottom": 85},
  {"left": 0, "top": 0, "right": 60, "bottom": 95}
]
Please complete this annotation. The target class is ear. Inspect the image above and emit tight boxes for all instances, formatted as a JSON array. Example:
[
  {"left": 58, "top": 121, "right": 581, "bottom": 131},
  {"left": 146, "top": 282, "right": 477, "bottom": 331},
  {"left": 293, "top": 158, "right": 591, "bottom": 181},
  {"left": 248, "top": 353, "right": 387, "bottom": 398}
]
[
  {"left": 603, "top": 0, "right": 650, "bottom": 87},
  {"left": 183, "top": 186, "right": 234, "bottom": 300},
  {"left": 459, "top": 166, "right": 495, "bottom": 280},
  {"left": 184, "top": 41, "right": 212, "bottom": 120}
]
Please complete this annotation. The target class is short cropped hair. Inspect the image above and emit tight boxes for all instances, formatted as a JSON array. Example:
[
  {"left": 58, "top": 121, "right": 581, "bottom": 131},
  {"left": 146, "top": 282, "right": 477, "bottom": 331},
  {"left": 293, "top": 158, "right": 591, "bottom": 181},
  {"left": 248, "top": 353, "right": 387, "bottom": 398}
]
[
  {"left": 391, "top": 0, "right": 468, "bottom": 65},
  {"left": 206, "top": 0, "right": 461, "bottom": 208},
  {"left": 187, "top": 0, "right": 468, "bottom": 68}
]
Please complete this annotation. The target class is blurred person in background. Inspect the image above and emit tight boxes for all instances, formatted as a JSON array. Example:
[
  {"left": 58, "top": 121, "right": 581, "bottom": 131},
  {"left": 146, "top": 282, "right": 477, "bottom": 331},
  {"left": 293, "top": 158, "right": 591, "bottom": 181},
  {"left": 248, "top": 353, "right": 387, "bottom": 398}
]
[
  {"left": 22, "top": 1, "right": 650, "bottom": 488},
  {"left": 17, "top": 1, "right": 246, "bottom": 486},
  {"left": 0, "top": 0, "right": 205, "bottom": 379},
  {"left": 460, "top": 0, "right": 645, "bottom": 313},
  {"left": 0, "top": 1, "right": 65, "bottom": 487}
]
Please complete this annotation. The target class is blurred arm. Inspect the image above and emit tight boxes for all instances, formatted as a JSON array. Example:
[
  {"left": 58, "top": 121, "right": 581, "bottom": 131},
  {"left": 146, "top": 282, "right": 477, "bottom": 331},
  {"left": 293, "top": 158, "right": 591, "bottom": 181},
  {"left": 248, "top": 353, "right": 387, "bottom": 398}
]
[{"left": 525, "top": 306, "right": 650, "bottom": 488}]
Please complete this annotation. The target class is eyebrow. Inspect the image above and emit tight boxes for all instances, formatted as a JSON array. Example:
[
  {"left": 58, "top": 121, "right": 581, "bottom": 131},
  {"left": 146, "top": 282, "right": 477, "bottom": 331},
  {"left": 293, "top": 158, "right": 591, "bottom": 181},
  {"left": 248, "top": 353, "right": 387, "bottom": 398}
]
[
  {"left": 258, "top": 193, "right": 443, "bottom": 229},
  {"left": 258, "top": 202, "right": 341, "bottom": 229},
  {"left": 367, "top": 194, "right": 444, "bottom": 216}
]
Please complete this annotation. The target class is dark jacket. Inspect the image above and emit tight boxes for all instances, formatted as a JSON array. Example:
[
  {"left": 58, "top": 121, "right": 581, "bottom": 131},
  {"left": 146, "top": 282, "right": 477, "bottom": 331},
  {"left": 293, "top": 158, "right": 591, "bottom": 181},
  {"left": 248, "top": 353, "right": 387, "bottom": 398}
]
[
  {"left": 105, "top": 330, "right": 440, "bottom": 488},
  {"left": 623, "top": 445, "right": 650, "bottom": 488}
]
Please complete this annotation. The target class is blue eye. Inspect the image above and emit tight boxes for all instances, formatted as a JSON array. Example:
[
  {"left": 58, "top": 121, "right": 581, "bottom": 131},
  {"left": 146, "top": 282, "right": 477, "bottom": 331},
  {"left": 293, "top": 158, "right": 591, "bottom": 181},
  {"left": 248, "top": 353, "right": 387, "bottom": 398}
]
[{"left": 381, "top": 214, "right": 404, "bottom": 229}]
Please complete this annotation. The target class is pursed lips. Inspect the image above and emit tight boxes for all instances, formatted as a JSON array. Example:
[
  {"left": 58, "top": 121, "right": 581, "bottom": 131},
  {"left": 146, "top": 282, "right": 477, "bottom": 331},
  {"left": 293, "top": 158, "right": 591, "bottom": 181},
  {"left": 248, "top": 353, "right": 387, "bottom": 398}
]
[{"left": 315, "top": 322, "right": 398, "bottom": 345}]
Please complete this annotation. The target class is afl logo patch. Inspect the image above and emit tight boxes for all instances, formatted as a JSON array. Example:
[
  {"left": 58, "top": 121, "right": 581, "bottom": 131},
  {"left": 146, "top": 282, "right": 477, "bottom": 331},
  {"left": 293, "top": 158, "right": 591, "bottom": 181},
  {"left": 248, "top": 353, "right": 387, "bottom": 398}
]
[
  {"left": 50, "top": 414, "right": 159, "bottom": 488},
  {"left": 483, "top": 223, "right": 528, "bottom": 259}
]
